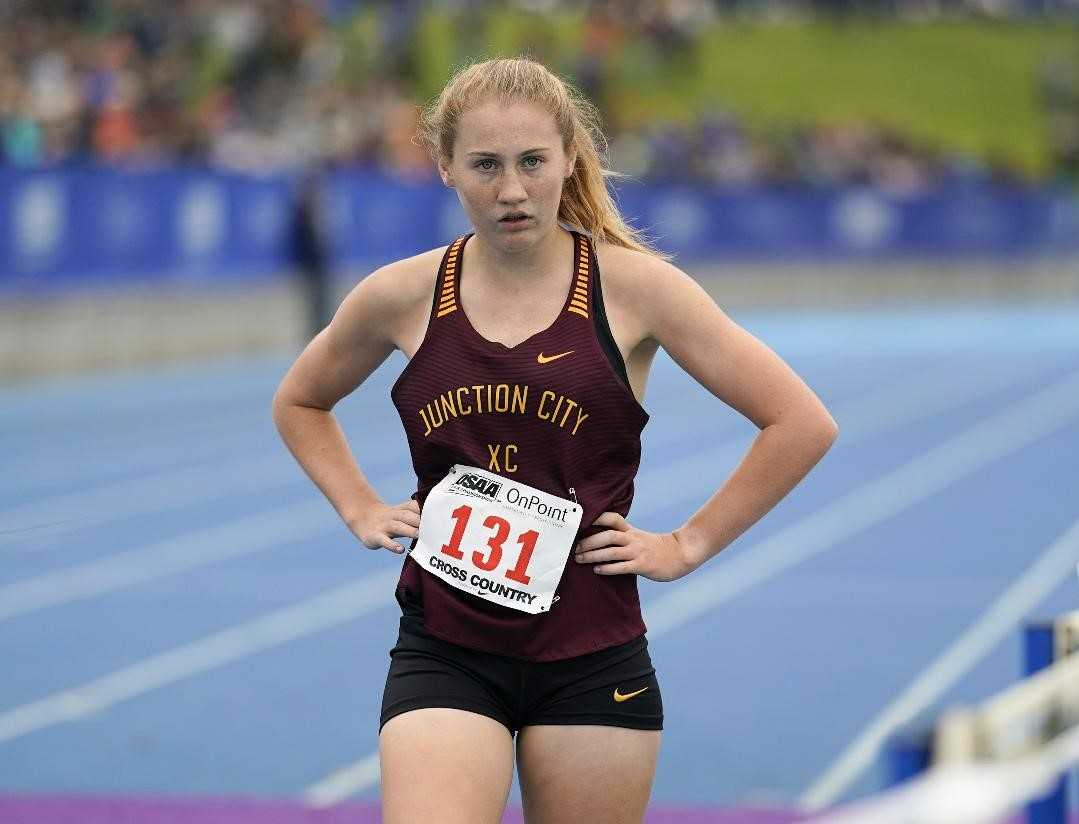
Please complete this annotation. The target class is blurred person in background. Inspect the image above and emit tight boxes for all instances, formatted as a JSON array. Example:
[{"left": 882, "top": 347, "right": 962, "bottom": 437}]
[
  {"left": 290, "top": 168, "right": 332, "bottom": 341},
  {"left": 1041, "top": 46, "right": 1079, "bottom": 189}
]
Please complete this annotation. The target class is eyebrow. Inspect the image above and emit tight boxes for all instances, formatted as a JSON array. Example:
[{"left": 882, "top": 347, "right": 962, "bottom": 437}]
[{"left": 465, "top": 147, "right": 550, "bottom": 157}]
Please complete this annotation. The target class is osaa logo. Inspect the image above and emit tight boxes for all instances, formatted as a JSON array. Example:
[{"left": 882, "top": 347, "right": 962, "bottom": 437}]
[{"left": 453, "top": 473, "right": 501, "bottom": 499}]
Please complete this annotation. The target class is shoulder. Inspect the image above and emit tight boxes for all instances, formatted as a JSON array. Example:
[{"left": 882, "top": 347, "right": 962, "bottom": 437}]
[
  {"left": 592, "top": 240, "right": 684, "bottom": 294},
  {"left": 334, "top": 244, "right": 446, "bottom": 349},
  {"left": 349, "top": 245, "right": 444, "bottom": 318},
  {"left": 592, "top": 240, "right": 711, "bottom": 343}
]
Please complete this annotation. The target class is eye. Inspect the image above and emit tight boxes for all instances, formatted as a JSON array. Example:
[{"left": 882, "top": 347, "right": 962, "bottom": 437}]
[
  {"left": 522, "top": 156, "right": 544, "bottom": 169},
  {"left": 474, "top": 159, "right": 497, "bottom": 171}
]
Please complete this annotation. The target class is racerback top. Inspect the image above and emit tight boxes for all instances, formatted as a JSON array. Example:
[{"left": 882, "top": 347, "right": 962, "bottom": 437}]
[{"left": 389, "top": 229, "right": 650, "bottom": 661}]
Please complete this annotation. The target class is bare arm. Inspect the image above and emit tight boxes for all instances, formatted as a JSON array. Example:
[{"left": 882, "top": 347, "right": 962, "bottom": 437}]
[
  {"left": 576, "top": 256, "right": 838, "bottom": 580},
  {"left": 654, "top": 263, "right": 838, "bottom": 570},
  {"left": 271, "top": 264, "right": 423, "bottom": 553}
]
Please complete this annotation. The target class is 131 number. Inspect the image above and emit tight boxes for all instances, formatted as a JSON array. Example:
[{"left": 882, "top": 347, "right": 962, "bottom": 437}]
[{"left": 440, "top": 504, "right": 539, "bottom": 584}]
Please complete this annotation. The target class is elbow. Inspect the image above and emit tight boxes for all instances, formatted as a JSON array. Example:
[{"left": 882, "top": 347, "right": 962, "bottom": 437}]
[
  {"left": 271, "top": 382, "right": 332, "bottom": 430},
  {"left": 270, "top": 384, "right": 295, "bottom": 431},
  {"left": 784, "top": 403, "right": 837, "bottom": 457},
  {"left": 270, "top": 390, "right": 286, "bottom": 432},
  {"left": 767, "top": 406, "right": 837, "bottom": 459},
  {"left": 812, "top": 410, "right": 839, "bottom": 455}
]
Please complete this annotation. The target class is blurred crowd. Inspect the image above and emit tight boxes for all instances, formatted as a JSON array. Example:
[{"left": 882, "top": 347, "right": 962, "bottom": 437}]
[
  {"left": 607, "top": 116, "right": 1031, "bottom": 194},
  {"left": 1, "top": 0, "right": 1076, "bottom": 192}
]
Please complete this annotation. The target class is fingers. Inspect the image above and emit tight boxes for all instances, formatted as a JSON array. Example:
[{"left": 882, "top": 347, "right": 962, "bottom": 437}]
[
  {"left": 393, "top": 501, "right": 421, "bottom": 527},
  {"left": 592, "top": 511, "right": 628, "bottom": 530},
  {"left": 373, "top": 518, "right": 418, "bottom": 554},
  {"left": 354, "top": 499, "right": 421, "bottom": 555},
  {"left": 391, "top": 509, "right": 420, "bottom": 528},
  {"left": 578, "top": 514, "right": 635, "bottom": 575},
  {"left": 387, "top": 519, "right": 419, "bottom": 540},
  {"left": 375, "top": 534, "right": 405, "bottom": 554},
  {"left": 592, "top": 560, "right": 636, "bottom": 576},
  {"left": 575, "top": 545, "right": 632, "bottom": 566},
  {"left": 575, "top": 528, "right": 630, "bottom": 554}
]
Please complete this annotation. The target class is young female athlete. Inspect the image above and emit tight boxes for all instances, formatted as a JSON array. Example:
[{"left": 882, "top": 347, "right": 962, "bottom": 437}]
[{"left": 272, "top": 57, "right": 838, "bottom": 824}]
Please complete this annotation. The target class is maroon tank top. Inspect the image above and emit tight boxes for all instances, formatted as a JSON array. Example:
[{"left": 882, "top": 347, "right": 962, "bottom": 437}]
[{"left": 389, "top": 229, "right": 650, "bottom": 661}]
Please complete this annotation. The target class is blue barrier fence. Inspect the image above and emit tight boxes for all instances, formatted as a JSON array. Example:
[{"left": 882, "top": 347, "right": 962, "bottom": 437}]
[{"left": 2, "top": 166, "right": 1077, "bottom": 294}]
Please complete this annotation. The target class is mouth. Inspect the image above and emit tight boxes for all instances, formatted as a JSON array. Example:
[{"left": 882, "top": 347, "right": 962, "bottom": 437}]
[{"left": 499, "top": 213, "right": 531, "bottom": 225}]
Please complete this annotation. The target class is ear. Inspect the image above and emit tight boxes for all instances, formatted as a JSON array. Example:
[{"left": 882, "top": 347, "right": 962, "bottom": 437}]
[
  {"left": 564, "top": 144, "right": 577, "bottom": 180},
  {"left": 438, "top": 156, "right": 455, "bottom": 188}
]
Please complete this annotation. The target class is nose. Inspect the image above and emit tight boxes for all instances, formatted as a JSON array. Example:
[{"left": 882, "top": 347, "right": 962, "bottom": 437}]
[{"left": 497, "top": 167, "right": 527, "bottom": 204}]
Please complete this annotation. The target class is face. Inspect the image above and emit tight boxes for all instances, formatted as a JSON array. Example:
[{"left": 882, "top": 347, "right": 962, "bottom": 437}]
[{"left": 438, "top": 100, "right": 577, "bottom": 249}]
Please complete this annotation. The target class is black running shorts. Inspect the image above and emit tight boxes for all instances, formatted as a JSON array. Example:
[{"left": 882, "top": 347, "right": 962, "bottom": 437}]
[{"left": 379, "top": 596, "right": 663, "bottom": 735}]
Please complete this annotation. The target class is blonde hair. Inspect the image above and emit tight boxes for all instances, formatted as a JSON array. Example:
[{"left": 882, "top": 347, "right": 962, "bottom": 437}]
[{"left": 416, "top": 56, "right": 670, "bottom": 260}]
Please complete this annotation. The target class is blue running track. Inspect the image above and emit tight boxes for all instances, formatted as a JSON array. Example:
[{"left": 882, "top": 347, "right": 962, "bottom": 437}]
[{"left": 2, "top": 305, "right": 1078, "bottom": 819}]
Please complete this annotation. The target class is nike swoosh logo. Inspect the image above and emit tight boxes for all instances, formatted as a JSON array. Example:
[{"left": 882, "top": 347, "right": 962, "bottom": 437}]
[
  {"left": 537, "top": 350, "right": 574, "bottom": 364},
  {"left": 613, "top": 686, "right": 649, "bottom": 703}
]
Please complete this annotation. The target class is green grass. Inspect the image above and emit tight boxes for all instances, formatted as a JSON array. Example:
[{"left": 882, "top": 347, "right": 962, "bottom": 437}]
[
  {"left": 408, "top": 15, "right": 1077, "bottom": 178},
  {"left": 686, "top": 21, "right": 1077, "bottom": 178}
]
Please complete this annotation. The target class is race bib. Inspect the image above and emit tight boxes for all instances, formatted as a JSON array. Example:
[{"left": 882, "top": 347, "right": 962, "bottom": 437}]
[{"left": 410, "top": 465, "right": 583, "bottom": 614}]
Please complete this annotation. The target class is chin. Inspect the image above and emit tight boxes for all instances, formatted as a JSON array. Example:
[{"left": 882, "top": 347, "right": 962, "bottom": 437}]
[
  {"left": 495, "top": 218, "right": 547, "bottom": 239},
  {"left": 502, "top": 230, "right": 545, "bottom": 252}
]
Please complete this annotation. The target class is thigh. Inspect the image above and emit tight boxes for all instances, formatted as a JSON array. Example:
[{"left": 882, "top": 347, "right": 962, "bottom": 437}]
[
  {"left": 516, "top": 724, "right": 661, "bottom": 824},
  {"left": 380, "top": 707, "right": 515, "bottom": 824},
  {"left": 379, "top": 637, "right": 517, "bottom": 734}
]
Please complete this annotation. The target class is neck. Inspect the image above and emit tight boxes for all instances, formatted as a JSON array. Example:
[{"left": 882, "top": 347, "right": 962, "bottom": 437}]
[{"left": 470, "top": 226, "right": 572, "bottom": 289}]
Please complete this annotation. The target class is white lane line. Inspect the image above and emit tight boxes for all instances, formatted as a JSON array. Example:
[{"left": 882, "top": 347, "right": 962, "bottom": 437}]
[
  {"left": 3, "top": 407, "right": 261, "bottom": 495},
  {"left": 632, "top": 355, "right": 1038, "bottom": 521},
  {"left": 0, "top": 568, "right": 400, "bottom": 745},
  {"left": 801, "top": 513, "right": 1079, "bottom": 810},
  {"left": 641, "top": 367, "right": 1079, "bottom": 639},
  {"left": 833, "top": 357, "right": 1036, "bottom": 447},
  {"left": 0, "top": 453, "right": 296, "bottom": 550},
  {"left": 1, "top": 383, "right": 397, "bottom": 500},
  {"left": 304, "top": 754, "right": 382, "bottom": 809},
  {"left": 0, "top": 360, "right": 286, "bottom": 427},
  {"left": 0, "top": 470, "right": 415, "bottom": 622},
  {"left": 1, "top": 420, "right": 409, "bottom": 552},
  {"left": 0, "top": 500, "right": 329, "bottom": 622},
  {"left": 295, "top": 357, "right": 1050, "bottom": 807}
]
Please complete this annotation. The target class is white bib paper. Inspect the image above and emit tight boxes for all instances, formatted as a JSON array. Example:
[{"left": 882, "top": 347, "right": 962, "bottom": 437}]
[{"left": 410, "top": 465, "right": 583, "bottom": 615}]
